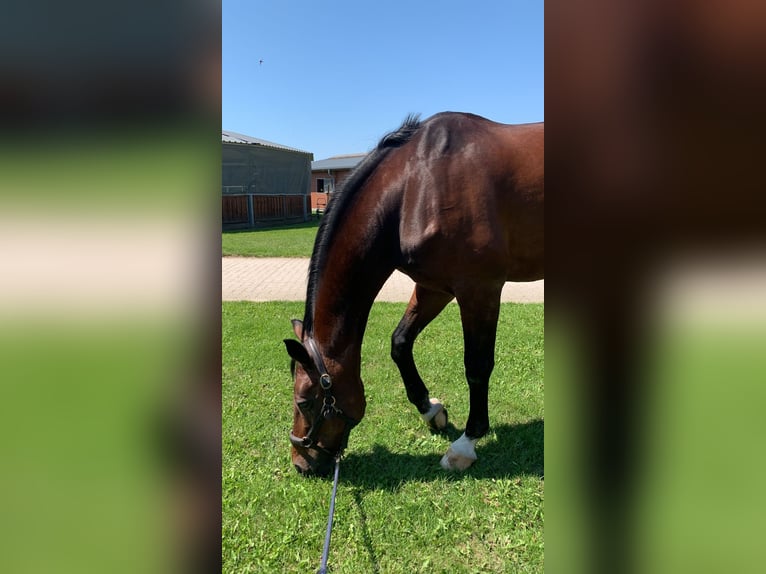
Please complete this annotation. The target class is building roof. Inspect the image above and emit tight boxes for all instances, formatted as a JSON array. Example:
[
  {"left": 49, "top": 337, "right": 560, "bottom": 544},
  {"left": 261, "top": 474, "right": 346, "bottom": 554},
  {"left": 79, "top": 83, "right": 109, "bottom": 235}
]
[
  {"left": 222, "top": 130, "right": 311, "bottom": 155},
  {"left": 311, "top": 154, "right": 367, "bottom": 172}
]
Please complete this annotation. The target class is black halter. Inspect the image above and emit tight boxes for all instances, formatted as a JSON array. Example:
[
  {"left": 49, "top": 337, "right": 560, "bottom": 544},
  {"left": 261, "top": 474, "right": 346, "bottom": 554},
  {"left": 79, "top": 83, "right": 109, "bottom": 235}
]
[{"left": 289, "top": 336, "right": 359, "bottom": 459}]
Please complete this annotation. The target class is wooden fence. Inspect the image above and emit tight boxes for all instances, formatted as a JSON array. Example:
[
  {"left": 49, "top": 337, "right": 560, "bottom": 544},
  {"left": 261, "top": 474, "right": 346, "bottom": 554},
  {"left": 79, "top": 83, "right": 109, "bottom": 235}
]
[{"left": 222, "top": 194, "right": 307, "bottom": 229}]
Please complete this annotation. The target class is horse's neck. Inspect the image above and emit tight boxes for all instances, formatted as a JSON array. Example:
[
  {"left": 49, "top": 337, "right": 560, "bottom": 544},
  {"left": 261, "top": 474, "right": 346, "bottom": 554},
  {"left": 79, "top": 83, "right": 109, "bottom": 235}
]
[{"left": 312, "top": 213, "right": 397, "bottom": 364}]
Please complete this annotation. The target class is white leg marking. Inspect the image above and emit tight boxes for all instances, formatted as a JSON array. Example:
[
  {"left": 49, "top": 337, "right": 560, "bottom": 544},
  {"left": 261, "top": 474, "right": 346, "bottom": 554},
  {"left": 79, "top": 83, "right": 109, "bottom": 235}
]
[
  {"left": 440, "top": 433, "right": 478, "bottom": 471},
  {"left": 421, "top": 398, "right": 447, "bottom": 429}
]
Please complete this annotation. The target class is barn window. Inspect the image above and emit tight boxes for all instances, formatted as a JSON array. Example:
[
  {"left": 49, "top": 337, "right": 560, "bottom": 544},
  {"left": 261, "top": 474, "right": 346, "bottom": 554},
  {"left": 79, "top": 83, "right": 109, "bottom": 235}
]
[{"left": 316, "top": 177, "right": 334, "bottom": 194}]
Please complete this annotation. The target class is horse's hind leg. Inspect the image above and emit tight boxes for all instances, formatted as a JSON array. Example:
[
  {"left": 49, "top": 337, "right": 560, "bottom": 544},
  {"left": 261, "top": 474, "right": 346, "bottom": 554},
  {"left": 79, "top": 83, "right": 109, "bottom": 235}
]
[
  {"left": 391, "top": 284, "right": 454, "bottom": 430},
  {"left": 440, "top": 285, "right": 502, "bottom": 471}
]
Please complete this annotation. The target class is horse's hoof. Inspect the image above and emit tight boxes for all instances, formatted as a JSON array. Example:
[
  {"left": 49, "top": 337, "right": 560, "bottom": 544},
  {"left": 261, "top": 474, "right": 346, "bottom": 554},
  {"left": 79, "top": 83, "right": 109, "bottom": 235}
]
[
  {"left": 431, "top": 407, "right": 448, "bottom": 430},
  {"left": 439, "top": 433, "right": 478, "bottom": 471},
  {"left": 422, "top": 398, "right": 448, "bottom": 431}
]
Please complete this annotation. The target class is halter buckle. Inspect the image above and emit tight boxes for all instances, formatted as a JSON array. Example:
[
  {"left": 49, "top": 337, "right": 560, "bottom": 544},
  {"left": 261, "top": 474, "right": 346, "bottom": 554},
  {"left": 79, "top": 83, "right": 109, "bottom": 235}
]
[
  {"left": 319, "top": 373, "right": 332, "bottom": 390},
  {"left": 321, "top": 395, "right": 338, "bottom": 419}
]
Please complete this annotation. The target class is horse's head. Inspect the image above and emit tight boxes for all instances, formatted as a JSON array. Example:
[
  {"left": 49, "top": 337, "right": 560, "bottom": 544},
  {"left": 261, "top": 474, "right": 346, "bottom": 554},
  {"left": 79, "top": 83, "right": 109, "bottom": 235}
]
[{"left": 283, "top": 319, "right": 365, "bottom": 477}]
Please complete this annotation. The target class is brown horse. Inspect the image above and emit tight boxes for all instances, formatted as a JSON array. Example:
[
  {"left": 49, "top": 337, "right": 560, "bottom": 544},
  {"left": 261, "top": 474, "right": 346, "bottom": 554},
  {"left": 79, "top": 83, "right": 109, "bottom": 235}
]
[{"left": 284, "top": 112, "right": 543, "bottom": 476}]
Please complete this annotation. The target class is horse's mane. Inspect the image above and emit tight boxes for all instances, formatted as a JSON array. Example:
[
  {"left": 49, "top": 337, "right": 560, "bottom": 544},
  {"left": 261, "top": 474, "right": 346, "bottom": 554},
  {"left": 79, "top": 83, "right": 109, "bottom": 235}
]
[{"left": 302, "top": 114, "right": 422, "bottom": 335}]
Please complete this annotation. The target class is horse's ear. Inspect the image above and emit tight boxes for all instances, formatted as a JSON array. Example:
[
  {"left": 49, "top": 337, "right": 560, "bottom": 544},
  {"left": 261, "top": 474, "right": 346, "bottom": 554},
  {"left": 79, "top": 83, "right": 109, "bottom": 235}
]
[
  {"left": 291, "top": 319, "right": 304, "bottom": 339},
  {"left": 284, "top": 339, "right": 312, "bottom": 368}
]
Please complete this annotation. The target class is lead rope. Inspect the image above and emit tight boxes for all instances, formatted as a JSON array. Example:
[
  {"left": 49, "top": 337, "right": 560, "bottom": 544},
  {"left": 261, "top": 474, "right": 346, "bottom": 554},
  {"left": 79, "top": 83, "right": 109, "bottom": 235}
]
[{"left": 317, "top": 454, "right": 341, "bottom": 574}]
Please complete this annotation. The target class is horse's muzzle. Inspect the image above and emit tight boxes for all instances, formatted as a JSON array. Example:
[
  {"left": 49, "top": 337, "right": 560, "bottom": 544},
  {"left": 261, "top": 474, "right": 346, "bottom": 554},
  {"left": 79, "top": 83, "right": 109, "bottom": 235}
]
[{"left": 292, "top": 448, "right": 334, "bottom": 477}]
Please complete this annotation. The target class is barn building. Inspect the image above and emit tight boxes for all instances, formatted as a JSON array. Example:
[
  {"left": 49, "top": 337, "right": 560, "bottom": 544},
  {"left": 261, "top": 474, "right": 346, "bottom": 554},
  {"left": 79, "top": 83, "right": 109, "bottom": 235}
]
[
  {"left": 222, "top": 131, "right": 313, "bottom": 229},
  {"left": 310, "top": 153, "right": 366, "bottom": 213}
]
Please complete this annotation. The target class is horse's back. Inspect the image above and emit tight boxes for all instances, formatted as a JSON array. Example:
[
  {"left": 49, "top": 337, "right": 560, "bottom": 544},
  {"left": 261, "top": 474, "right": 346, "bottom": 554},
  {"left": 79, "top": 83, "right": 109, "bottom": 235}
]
[{"left": 395, "top": 113, "right": 544, "bottom": 286}]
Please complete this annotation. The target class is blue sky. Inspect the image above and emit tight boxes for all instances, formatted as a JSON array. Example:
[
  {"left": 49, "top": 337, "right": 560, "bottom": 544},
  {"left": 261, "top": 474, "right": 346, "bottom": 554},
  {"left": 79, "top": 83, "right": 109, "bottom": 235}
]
[{"left": 223, "top": 1, "right": 543, "bottom": 160}]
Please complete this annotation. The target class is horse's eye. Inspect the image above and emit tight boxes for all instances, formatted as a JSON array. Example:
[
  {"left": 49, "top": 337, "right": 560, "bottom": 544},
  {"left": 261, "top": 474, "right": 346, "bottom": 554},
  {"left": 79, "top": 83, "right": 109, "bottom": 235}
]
[{"left": 296, "top": 399, "right": 314, "bottom": 416}]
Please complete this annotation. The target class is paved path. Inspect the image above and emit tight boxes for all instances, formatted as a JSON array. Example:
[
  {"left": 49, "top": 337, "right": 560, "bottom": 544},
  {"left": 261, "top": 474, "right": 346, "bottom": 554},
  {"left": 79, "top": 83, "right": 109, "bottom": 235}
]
[{"left": 222, "top": 257, "right": 544, "bottom": 303}]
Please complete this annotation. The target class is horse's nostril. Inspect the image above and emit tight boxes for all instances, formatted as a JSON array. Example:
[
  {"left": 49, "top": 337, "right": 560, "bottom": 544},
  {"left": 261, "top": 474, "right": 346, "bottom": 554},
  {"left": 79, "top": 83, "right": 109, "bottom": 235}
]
[
  {"left": 294, "top": 460, "right": 316, "bottom": 476},
  {"left": 293, "top": 458, "right": 332, "bottom": 477},
  {"left": 294, "top": 461, "right": 318, "bottom": 476}
]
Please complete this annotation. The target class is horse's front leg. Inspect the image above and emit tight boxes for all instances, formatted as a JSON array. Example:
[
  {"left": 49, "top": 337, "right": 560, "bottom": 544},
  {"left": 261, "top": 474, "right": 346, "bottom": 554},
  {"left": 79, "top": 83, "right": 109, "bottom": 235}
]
[
  {"left": 440, "top": 287, "right": 502, "bottom": 471},
  {"left": 391, "top": 284, "right": 453, "bottom": 430}
]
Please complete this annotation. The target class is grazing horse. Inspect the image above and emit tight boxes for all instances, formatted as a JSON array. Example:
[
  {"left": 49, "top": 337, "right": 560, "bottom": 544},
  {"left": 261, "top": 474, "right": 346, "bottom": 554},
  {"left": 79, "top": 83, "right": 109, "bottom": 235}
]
[{"left": 284, "top": 112, "right": 543, "bottom": 476}]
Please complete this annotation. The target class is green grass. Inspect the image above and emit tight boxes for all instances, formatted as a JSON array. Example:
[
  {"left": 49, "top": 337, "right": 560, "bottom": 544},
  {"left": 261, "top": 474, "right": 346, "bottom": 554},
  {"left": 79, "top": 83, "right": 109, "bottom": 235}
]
[
  {"left": 222, "top": 220, "right": 320, "bottom": 257},
  {"left": 223, "top": 301, "right": 544, "bottom": 573}
]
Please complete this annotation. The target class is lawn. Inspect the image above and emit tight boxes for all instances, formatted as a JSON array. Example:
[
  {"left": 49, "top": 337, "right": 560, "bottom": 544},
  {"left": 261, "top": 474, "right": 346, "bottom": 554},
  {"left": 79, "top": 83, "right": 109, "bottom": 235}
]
[
  {"left": 222, "top": 220, "right": 320, "bottom": 257},
  {"left": 223, "top": 301, "right": 544, "bottom": 573}
]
